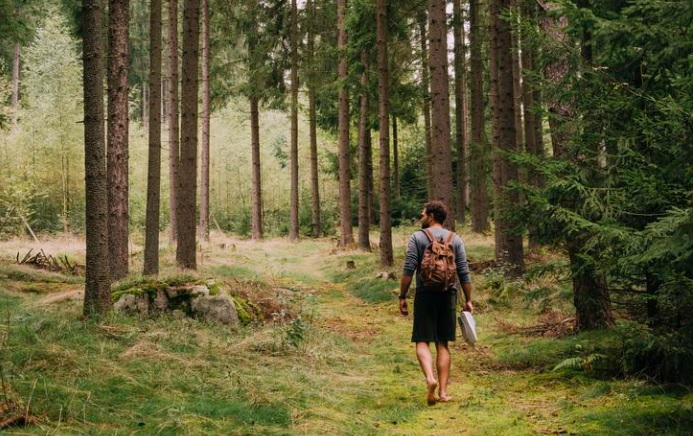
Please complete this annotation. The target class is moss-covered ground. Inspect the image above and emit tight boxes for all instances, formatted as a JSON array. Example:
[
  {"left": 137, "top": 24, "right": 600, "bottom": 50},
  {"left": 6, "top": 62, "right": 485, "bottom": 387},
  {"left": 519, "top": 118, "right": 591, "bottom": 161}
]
[{"left": 0, "top": 228, "right": 691, "bottom": 435}]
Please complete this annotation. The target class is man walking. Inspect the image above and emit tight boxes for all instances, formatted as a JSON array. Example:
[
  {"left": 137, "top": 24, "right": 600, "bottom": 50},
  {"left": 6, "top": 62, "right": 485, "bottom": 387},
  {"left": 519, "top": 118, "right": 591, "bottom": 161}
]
[{"left": 398, "top": 200, "right": 474, "bottom": 405}]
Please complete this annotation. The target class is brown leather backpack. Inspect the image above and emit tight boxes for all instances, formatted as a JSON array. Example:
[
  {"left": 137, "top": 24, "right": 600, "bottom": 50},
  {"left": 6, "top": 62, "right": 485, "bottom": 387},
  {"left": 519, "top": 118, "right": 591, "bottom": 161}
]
[{"left": 419, "top": 229, "right": 457, "bottom": 291}]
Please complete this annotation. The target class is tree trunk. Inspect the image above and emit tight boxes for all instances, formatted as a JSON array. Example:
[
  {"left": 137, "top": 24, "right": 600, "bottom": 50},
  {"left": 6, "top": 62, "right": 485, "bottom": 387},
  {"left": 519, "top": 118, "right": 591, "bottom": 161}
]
[
  {"left": 392, "top": 117, "right": 399, "bottom": 199},
  {"left": 82, "top": 0, "right": 111, "bottom": 316},
  {"left": 250, "top": 94, "right": 263, "bottom": 240},
  {"left": 176, "top": 0, "right": 199, "bottom": 270},
  {"left": 569, "top": 242, "right": 614, "bottom": 330},
  {"left": 511, "top": 2, "right": 524, "bottom": 154},
  {"left": 453, "top": 0, "right": 468, "bottom": 225},
  {"left": 198, "top": 0, "right": 210, "bottom": 241},
  {"left": 357, "top": 52, "right": 371, "bottom": 251},
  {"left": 337, "top": 0, "right": 353, "bottom": 247},
  {"left": 377, "top": 0, "right": 393, "bottom": 266},
  {"left": 469, "top": 0, "right": 490, "bottom": 233},
  {"left": 11, "top": 43, "right": 19, "bottom": 127},
  {"left": 490, "top": 0, "right": 524, "bottom": 274},
  {"left": 367, "top": 125, "right": 375, "bottom": 225},
  {"left": 428, "top": 0, "right": 454, "bottom": 229},
  {"left": 539, "top": 1, "right": 613, "bottom": 329},
  {"left": 521, "top": 0, "right": 542, "bottom": 252},
  {"left": 107, "top": 0, "right": 130, "bottom": 281},
  {"left": 167, "top": 0, "right": 180, "bottom": 244},
  {"left": 144, "top": 0, "right": 162, "bottom": 276},
  {"left": 307, "top": 0, "right": 321, "bottom": 238},
  {"left": 418, "top": 13, "right": 433, "bottom": 200},
  {"left": 289, "top": 0, "right": 299, "bottom": 241}
]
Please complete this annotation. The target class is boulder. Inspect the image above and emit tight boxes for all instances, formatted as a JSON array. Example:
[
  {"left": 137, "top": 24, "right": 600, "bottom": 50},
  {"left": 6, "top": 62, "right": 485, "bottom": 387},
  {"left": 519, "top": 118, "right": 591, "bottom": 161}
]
[
  {"left": 191, "top": 295, "right": 239, "bottom": 325},
  {"left": 114, "top": 293, "right": 150, "bottom": 315}
]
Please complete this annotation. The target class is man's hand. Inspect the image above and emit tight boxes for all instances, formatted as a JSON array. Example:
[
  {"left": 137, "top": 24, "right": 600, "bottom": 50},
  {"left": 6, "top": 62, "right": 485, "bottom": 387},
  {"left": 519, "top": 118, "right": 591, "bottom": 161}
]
[
  {"left": 399, "top": 297, "right": 409, "bottom": 316},
  {"left": 463, "top": 300, "right": 473, "bottom": 313}
]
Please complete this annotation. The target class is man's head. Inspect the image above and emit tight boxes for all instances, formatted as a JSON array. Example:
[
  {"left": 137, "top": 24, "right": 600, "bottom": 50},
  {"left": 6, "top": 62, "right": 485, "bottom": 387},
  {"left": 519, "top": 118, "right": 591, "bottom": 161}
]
[{"left": 421, "top": 201, "right": 448, "bottom": 228}]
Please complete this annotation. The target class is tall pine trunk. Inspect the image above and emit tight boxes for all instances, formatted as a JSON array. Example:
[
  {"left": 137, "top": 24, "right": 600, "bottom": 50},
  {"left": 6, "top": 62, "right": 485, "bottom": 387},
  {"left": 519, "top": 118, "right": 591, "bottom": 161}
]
[
  {"left": 490, "top": 0, "right": 524, "bottom": 274},
  {"left": 428, "top": 0, "right": 454, "bottom": 229},
  {"left": 82, "top": 0, "right": 111, "bottom": 316},
  {"left": 167, "top": 0, "right": 180, "bottom": 244},
  {"left": 250, "top": 94, "right": 263, "bottom": 240},
  {"left": 289, "top": 0, "right": 300, "bottom": 241},
  {"left": 144, "top": 0, "right": 162, "bottom": 276},
  {"left": 107, "top": 0, "right": 130, "bottom": 281},
  {"left": 11, "top": 43, "right": 19, "bottom": 127},
  {"left": 521, "top": 0, "right": 543, "bottom": 252},
  {"left": 307, "top": 0, "right": 321, "bottom": 238},
  {"left": 176, "top": 0, "right": 199, "bottom": 269},
  {"left": 418, "top": 13, "right": 433, "bottom": 200},
  {"left": 337, "top": 0, "right": 353, "bottom": 246},
  {"left": 377, "top": 0, "right": 393, "bottom": 266},
  {"left": 198, "top": 0, "right": 210, "bottom": 241},
  {"left": 453, "top": 0, "right": 468, "bottom": 224},
  {"left": 392, "top": 117, "right": 399, "bottom": 199},
  {"left": 469, "top": 0, "right": 490, "bottom": 232},
  {"left": 357, "top": 52, "right": 371, "bottom": 252}
]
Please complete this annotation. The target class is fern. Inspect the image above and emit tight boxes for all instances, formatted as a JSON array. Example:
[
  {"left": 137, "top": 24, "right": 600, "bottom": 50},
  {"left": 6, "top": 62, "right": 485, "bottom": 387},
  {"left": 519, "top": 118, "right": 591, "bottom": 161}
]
[{"left": 553, "top": 353, "right": 606, "bottom": 372}]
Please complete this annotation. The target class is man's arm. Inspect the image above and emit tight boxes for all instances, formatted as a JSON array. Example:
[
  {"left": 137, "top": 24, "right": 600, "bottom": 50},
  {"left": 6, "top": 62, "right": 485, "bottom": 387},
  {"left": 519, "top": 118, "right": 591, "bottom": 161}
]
[
  {"left": 460, "top": 281, "right": 474, "bottom": 313},
  {"left": 399, "top": 274, "right": 413, "bottom": 315}
]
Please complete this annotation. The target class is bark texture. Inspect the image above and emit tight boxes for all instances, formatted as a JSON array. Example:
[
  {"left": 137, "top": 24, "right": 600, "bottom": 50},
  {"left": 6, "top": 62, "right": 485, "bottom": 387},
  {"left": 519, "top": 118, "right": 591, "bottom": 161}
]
[
  {"left": 337, "top": 0, "right": 353, "bottom": 246},
  {"left": 107, "top": 0, "right": 130, "bottom": 281},
  {"left": 453, "top": 0, "right": 468, "bottom": 224},
  {"left": 377, "top": 0, "right": 393, "bottom": 266},
  {"left": 176, "top": 0, "right": 199, "bottom": 269},
  {"left": 82, "top": 0, "right": 111, "bottom": 316},
  {"left": 250, "top": 94, "right": 263, "bottom": 240},
  {"left": 418, "top": 13, "right": 433, "bottom": 199},
  {"left": 198, "top": 0, "right": 210, "bottom": 241},
  {"left": 144, "top": 0, "right": 162, "bottom": 276},
  {"left": 428, "top": 0, "right": 454, "bottom": 229},
  {"left": 167, "top": 0, "right": 180, "bottom": 244},
  {"left": 469, "top": 0, "right": 490, "bottom": 233},
  {"left": 307, "top": 0, "right": 321, "bottom": 238},
  {"left": 490, "top": 0, "right": 524, "bottom": 274},
  {"left": 289, "top": 0, "right": 299, "bottom": 240},
  {"left": 357, "top": 52, "right": 371, "bottom": 251}
]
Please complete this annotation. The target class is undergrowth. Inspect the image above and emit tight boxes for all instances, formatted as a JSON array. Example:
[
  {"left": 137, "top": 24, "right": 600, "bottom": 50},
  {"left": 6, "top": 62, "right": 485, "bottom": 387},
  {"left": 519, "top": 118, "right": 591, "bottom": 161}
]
[{"left": 0, "top": 231, "right": 691, "bottom": 434}]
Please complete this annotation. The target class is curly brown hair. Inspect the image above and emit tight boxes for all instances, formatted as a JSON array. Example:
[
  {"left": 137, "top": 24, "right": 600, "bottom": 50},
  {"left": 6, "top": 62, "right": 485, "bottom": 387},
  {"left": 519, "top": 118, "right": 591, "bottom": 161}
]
[{"left": 424, "top": 200, "right": 448, "bottom": 224}]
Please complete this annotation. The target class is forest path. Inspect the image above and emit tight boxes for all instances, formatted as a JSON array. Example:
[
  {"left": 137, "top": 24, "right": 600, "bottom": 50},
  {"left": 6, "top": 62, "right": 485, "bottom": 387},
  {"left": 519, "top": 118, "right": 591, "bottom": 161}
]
[{"left": 248, "top": 238, "right": 572, "bottom": 435}]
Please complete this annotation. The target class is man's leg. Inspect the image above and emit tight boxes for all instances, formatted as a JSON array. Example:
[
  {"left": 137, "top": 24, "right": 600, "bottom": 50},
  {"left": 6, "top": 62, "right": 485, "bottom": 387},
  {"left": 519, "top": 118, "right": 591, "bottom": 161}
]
[
  {"left": 416, "top": 341, "right": 438, "bottom": 405},
  {"left": 435, "top": 341, "right": 452, "bottom": 401}
]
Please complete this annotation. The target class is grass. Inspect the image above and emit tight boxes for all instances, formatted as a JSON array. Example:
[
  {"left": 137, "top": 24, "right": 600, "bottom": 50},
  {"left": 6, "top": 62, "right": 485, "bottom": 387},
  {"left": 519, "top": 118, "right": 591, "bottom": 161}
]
[{"left": 0, "top": 229, "right": 692, "bottom": 434}]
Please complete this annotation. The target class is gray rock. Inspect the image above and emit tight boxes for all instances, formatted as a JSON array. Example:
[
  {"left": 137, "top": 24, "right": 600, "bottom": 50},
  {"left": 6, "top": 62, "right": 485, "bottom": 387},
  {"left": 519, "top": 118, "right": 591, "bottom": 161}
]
[
  {"left": 153, "top": 289, "right": 169, "bottom": 312},
  {"left": 114, "top": 293, "right": 150, "bottom": 315},
  {"left": 191, "top": 285, "right": 210, "bottom": 297},
  {"left": 191, "top": 295, "right": 239, "bottom": 325}
]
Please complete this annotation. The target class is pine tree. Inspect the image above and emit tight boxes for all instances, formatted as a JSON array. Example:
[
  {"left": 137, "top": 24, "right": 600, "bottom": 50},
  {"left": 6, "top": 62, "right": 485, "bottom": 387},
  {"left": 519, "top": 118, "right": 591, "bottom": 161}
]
[
  {"left": 144, "top": 0, "right": 162, "bottom": 276},
  {"left": 82, "top": 0, "right": 111, "bottom": 316},
  {"left": 176, "top": 0, "right": 199, "bottom": 269},
  {"left": 107, "top": 0, "right": 130, "bottom": 281}
]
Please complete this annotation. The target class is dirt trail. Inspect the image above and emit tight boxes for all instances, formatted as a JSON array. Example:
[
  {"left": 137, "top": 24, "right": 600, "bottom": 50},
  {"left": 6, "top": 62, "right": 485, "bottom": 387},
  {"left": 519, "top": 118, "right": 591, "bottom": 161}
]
[{"left": 275, "top": 242, "right": 570, "bottom": 435}]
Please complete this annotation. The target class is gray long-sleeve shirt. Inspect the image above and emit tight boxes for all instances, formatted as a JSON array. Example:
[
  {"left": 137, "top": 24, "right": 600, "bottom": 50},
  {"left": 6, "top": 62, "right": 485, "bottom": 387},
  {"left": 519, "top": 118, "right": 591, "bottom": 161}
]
[{"left": 402, "top": 228, "right": 472, "bottom": 291}]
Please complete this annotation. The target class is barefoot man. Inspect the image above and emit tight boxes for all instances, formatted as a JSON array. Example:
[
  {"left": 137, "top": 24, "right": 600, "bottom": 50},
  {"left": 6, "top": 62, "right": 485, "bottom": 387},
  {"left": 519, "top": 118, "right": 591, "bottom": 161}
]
[{"left": 398, "top": 201, "right": 474, "bottom": 405}]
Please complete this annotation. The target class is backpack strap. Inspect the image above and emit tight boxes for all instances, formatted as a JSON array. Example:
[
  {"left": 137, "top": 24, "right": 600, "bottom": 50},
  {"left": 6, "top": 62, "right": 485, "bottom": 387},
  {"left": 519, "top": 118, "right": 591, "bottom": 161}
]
[
  {"left": 421, "top": 228, "right": 435, "bottom": 242},
  {"left": 444, "top": 231, "right": 455, "bottom": 244}
]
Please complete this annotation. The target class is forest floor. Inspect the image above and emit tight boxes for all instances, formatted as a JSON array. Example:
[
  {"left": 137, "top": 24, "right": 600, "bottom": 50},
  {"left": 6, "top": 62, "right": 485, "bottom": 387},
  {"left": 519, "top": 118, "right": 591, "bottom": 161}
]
[{"left": 0, "top": 228, "right": 691, "bottom": 435}]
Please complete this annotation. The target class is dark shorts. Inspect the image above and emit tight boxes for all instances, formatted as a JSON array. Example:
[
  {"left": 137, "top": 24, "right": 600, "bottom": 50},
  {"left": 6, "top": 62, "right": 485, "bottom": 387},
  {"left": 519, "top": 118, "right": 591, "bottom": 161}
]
[{"left": 411, "top": 290, "right": 457, "bottom": 343}]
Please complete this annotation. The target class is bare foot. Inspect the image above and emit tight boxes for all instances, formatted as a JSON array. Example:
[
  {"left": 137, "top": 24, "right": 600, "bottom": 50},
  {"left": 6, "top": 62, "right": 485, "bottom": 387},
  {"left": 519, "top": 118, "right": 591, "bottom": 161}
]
[
  {"left": 438, "top": 394, "right": 453, "bottom": 403},
  {"left": 427, "top": 380, "right": 438, "bottom": 406}
]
